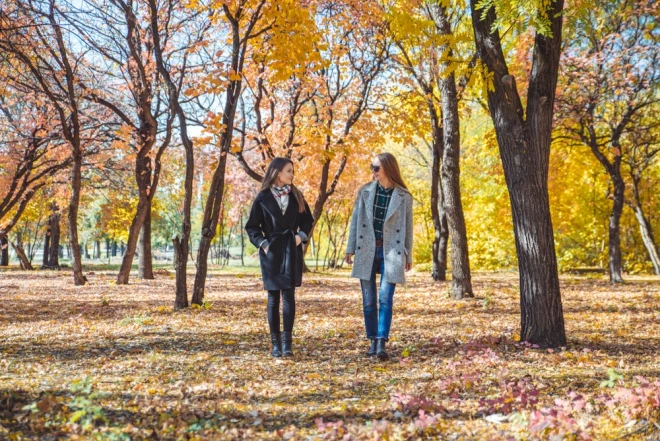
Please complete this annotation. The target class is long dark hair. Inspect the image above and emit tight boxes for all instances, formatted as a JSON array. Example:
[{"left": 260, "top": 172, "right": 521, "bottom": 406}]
[
  {"left": 260, "top": 157, "right": 306, "bottom": 213},
  {"left": 377, "top": 152, "right": 409, "bottom": 191}
]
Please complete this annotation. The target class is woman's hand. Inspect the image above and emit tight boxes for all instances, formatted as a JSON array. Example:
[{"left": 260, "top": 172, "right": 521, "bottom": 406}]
[
  {"left": 345, "top": 253, "right": 354, "bottom": 265},
  {"left": 406, "top": 262, "right": 412, "bottom": 272},
  {"left": 295, "top": 235, "right": 302, "bottom": 246},
  {"left": 263, "top": 246, "right": 269, "bottom": 254}
]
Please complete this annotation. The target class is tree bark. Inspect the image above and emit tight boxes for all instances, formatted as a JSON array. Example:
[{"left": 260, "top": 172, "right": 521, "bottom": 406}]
[
  {"left": 629, "top": 177, "right": 660, "bottom": 275},
  {"left": 470, "top": 0, "right": 566, "bottom": 347},
  {"left": 11, "top": 242, "right": 33, "bottom": 270},
  {"left": 437, "top": 7, "right": 473, "bottom": 298},
  {"left": 608, "top": 175, "right": 625, "bottom": 282},
  {"left": 138, "top": 204, "right": 154, "bottom": 279},
  {"left": 68, "top": 153, "right": 87, "bottom": 285},
  {"left": 42, "top": 225, "right": 51, "bottom": 268},
  {"left": 1, "top": 235, "right": 9, "bottom": 266},
  {"left": 431, "top": 120, "right": 448, "bottom": 282},
  {"left": 48, "top": 205, "right": 61, "bottom": 268}
]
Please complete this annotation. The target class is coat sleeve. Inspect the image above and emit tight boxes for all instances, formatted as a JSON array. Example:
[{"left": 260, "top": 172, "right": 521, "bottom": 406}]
[
  {"left": 404, "top": 193, "right": 413, "bottom": 264},
  {"left": 345, "top": 190, "right": 361, "bottom": 255},
  {"left": 245, "top": 196, "right": 268, "bottom": 249},
  {"left": 297, "top": 200, "right": 314, "bottom": 244}
]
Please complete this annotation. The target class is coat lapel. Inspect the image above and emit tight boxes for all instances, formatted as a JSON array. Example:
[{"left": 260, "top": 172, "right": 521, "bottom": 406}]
[
  {"left": 361, "top": 181, "right": 377, "bottom": 222},
  {"left": 384, "top": 187, "right": 404, "bottom": 223},
  {"left": 284, "top": 193, "right": 298, "bottom": 227},
  {"left": 260, "top": 189, "right": 288, "bottom": 230}
]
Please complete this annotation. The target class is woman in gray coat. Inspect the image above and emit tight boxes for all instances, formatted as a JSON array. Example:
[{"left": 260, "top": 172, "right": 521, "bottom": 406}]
[{"left": 345, "top": 152, "right": 413, "bottom": 360}]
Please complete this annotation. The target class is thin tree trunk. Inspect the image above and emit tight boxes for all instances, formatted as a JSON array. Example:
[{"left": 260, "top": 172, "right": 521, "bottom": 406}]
[
  {"left": 68, "top": 154, "right": 86, "bottom": 285},
  {"left": 1, "top": 235, "right": 9, "bottom": 266},
  {"left": 138, "top": 203, "right": 154, "bottom": 279},
  {"left": 608, "top": 175, "right": 625, "bottom": 283},
  {"left": 470, "top": 0, "right": 566, "bottom": 347},
  {"left": 117, "top": 194, "right": 149, "bottom": 283},
  {"left": 11, "top": 242, "right": 33, "bottom": 270},
  {"left": 49, "top": 206, "right": 60, "bottom": 268},
  {"left": 629, "top": 178, "right": 660, "bottom": 274},
  {"left": 42, "top": 225, "right": 51, "bottom": 268},
  {"left": 112, "top": 240, "right": 117, "bottom": 257},
  {"left": 431, "top": 140, "right": 448, "bottom": 281},
  {"left": 437, "top": 7, "right": 473, "bottom": 298}
]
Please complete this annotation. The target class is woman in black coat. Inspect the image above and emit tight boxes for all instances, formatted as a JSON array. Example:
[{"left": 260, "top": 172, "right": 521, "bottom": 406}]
[{"left": 245, "top": 158, "right": 314, "bottom": 358}]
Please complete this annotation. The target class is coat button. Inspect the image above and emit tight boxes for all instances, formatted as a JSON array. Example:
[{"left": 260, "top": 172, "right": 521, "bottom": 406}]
[
  {"left": 396, "top": 229, "right": 400, "bottom": 232},
  {"left": 363, "top": 224, "right": 366, "bottom": 227},
  {"left": 358, "top": 246, "right": 361, "bottom": 250},
  {"left": 396, "top": 240, "right": 400, "bottom": 244},
  {"left": 398, "top": 252, "right": 401, "bottom": 255},
  {"left": 360, "top": 235, "right": 363, "bottom": 239}
]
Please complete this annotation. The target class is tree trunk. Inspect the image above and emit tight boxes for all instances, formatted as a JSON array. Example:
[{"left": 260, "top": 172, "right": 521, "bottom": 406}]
[
  {"left": 1, "top": 235, "right": 9, "bottom": 266},
  {"left": 138, "top": 203, "right": 154, "bottom": 279},
  {"left": 470, "top": 0, "right": 566, "bottom": 347},
  {"left": 42, "top": 225, "right": 51, "bottom": 268},
  {"left": 192, "top": 153, "right": 230, "bottom": 305},
  {"left": 117, "top": 168, "right": 150, "bottom": 284},
  {"left": 437, "top": 9, "right": 473, "bottom": 298},
  {"left": 629, "top": 178, "right": 660, "bottom": 275},
  {"left": 431, "top": 135, "right": 449, "bottom": 282},
  {"left": 11, "top": 242, "right": 33, "bottom": 270},
  {"left": 106, "top": 237, "right": 110, "bottom": 260},
  {"left": 608, "top": 175, "right": 625, "bottom": 283},
  {"left": 68, "top": 153, "right": 86, "bottom": 285},
  {"left": 48, "top": 207, "right": 61, "bottom": 268}
]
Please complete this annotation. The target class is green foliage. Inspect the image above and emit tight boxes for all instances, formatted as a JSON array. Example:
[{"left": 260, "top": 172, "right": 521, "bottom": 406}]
[{"left": 600, "top": 369, "right": 624, "bottom": 388}]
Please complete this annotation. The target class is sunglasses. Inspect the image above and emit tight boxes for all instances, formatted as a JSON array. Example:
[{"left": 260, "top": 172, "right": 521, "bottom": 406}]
[{"left": 370, "top": 164, "right": 380, "bottom": 173}]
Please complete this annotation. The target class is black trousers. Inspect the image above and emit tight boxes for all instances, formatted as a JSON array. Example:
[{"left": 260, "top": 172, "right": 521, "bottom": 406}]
[{"left": 267, "top": 288, "right": 295, "bottom": 333}]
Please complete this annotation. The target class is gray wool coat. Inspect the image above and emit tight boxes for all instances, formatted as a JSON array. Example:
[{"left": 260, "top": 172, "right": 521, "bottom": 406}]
[{"left": 346, "top": 181, "right": 413, "bottom": 284}]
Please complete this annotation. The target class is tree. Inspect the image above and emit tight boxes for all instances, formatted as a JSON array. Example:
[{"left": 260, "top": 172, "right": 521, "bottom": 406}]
[
  {"left": 59, "top": 0, "right": 177, "bottom": 284},
  {"left": 556, "top": 0, "right": 660, "bottom": 282},
  {"left": 0, "top": 0, "right": 113, "bottom": 285},
  {"left": 388, "top": 0, "right": 475, "bottom": 296},
  {"left": 470, "top": 0, "right": 566, "bottom": 347}
]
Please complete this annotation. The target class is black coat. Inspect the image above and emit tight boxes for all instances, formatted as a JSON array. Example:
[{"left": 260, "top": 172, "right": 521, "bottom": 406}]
[{"left": 245, "top": 188, "right": 314, "bottom": 291}]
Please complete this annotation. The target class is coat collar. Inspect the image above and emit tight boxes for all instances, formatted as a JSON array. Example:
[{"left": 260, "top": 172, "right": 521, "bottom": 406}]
[
  {"left": 361, "top": 181, "right": 406, "bottom": 223},
  {"left": 260, "top": 188, "right": 297, "bottom": 230}
]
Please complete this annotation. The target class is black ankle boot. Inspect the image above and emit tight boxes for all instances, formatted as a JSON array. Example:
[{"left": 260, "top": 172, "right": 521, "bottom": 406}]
[
  {"left": 281, "top": 331, "right": 293, "bottom": 357},
  {"left": 270, "top": 332, "right": 282, "bottom": 357},
  {"left": 367, "top": 339, "right": 377, "bottom": 357},
  {"left": 376, "top": 338, "right": 388, "bottom": 360}
]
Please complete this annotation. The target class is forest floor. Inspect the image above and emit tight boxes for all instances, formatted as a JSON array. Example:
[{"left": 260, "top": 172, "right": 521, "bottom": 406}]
[{"left": 0, "top": 267, "right": 659, "bottom": 440}]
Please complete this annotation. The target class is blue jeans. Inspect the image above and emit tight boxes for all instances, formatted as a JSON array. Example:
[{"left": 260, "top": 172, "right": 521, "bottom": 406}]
[{"left": 360, "top": 247, "right": 396, "bottom": 341}]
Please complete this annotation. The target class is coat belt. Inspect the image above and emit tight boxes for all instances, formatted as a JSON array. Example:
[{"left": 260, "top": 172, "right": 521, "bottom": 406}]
[{"left": 266, "top": 230, "right": 295, "bottom": 274}]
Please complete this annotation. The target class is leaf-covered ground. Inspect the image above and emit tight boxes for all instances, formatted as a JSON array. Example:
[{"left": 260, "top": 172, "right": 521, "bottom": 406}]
[{"left": 1, "top": 268, "right": 659, "bottom": 440}]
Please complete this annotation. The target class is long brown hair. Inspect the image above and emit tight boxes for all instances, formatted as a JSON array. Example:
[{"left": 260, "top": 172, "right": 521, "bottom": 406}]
[
  {"left": 260, "top": 157, "right": 306, "bottom": 213},
  {"left": 377, "top": 152, "right": 409, "bottom": 191}
]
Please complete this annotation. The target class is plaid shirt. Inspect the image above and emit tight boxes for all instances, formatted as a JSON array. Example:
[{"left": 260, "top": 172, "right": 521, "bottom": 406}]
[{"left": 373, "top": 182, "right": 394, "bottom": 240}]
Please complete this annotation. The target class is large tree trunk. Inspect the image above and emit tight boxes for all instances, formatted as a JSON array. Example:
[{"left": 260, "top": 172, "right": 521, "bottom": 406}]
[
  {"left": 608, "top": 174, "right": 625, "bottom": 283},
  {"left": 1, "top": 235, "right": 9, "bottom": 266},
  {"left": 11, "top": 242, "right": 33, "bottom": 270},
  {"left": 48, "top": 205, "right": 61, "bottom": 268},
  {"left": 68, "top": 153, "right": 86, "bottom": 285},
  {"left": 470, "top": 0, "right": 566, "bottom": 347},
  {"left": 437, "top": 8, "right": 473, "bottom": 299},
  {"left": 138, "top": 203, "right": 154, "bottom": 279}
]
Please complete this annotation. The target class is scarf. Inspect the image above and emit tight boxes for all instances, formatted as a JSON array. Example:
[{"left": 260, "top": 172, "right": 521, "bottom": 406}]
[
  {"left": 271, "top": 184, "right": 292, "bottom": 198},
  {"left": 271, "top": 184, "right": 292, "bottom": 214}
]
